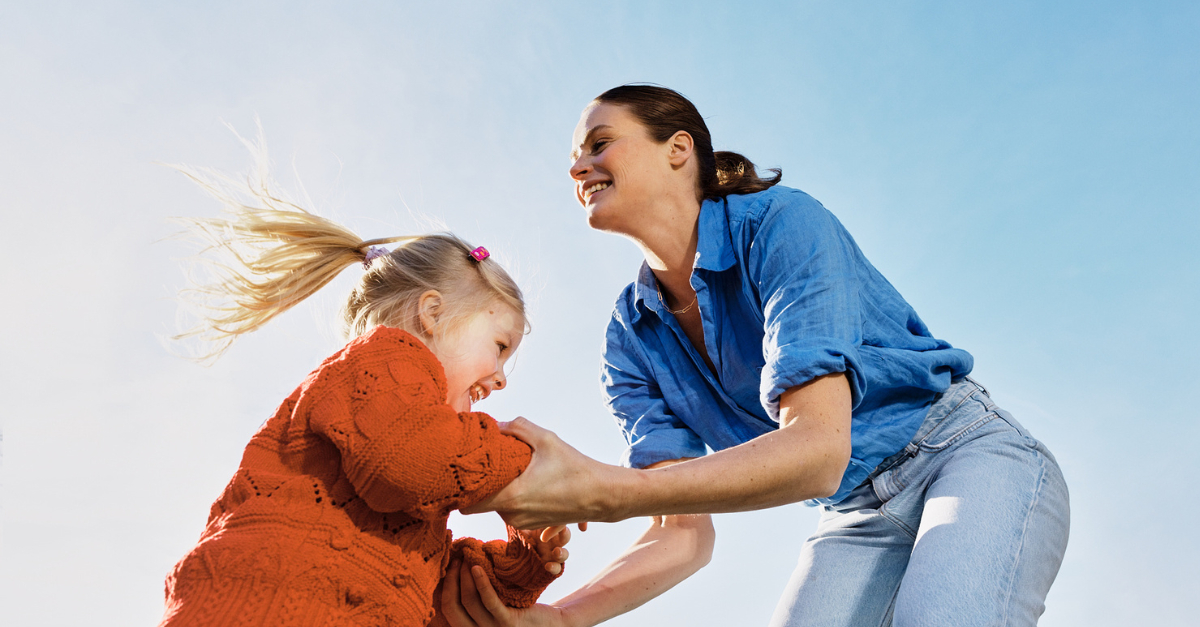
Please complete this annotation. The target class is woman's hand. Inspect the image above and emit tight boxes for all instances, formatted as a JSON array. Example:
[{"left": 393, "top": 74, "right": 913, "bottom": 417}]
[
  {"left": 461, "top": 418, "right": 628, "bottom": 528},
  {"left": 442, "top": 559, "right": 569, "bottom": 627}
]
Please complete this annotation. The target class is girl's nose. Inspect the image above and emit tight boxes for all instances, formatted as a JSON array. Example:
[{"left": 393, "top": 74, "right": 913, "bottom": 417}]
[{"left": 493, "top": 372, "right": 507, "bottom": 390}]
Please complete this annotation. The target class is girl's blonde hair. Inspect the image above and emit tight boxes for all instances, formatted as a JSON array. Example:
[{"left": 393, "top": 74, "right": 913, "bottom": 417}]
[{"left": 171, "top": 135, "right": 525, "bottom": 363}]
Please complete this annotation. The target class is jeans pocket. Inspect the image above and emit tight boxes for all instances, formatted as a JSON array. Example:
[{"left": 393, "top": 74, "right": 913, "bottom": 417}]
[{"left": 916, "top": 394, "right": 996, "bottom": 452}]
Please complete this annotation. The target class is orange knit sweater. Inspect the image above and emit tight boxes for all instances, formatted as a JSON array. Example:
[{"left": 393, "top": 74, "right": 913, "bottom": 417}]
[{"left": 160, "top": 326, "right": 558, "bottom": 626}]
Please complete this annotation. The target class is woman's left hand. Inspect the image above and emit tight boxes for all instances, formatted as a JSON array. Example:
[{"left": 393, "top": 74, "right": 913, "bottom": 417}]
[
  {"left": 461, "top": 417, "right": 625, "bottom": 528},
  {"left": 441, "top": 559, "right": 568, "bottom": 627}
]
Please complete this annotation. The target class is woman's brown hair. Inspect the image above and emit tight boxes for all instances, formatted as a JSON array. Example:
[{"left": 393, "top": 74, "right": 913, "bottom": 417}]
[{"left": 594, "top": 84, "right": 781, "bottom": 200}]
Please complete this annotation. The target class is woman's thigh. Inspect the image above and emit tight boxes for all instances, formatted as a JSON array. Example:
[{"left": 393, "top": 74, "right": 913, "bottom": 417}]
[
  {"left": 768, "top": 482, "right": 914, "bottom": 627},
  {"left": 892, "top": 412, "right": 1070, "bottom": 627},
  {"left": 773, "top": 383, "right": 1070, "bottom": 627}
]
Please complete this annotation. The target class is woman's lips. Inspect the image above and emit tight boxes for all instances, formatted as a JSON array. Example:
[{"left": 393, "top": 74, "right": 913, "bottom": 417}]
[{"left": 584, "top": 181, "right": 611, "bottom": 203}]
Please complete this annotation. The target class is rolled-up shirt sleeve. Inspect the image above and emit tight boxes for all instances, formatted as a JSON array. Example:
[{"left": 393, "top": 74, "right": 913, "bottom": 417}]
[
  {"left": 600, "top": 309, "right": 707, "bottom": 469},
  {"left": 749, "top": 191, "right": 869, "bottom": 418}
]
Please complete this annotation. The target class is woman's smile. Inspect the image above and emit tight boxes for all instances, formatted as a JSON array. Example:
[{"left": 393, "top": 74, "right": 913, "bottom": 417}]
[
  {"left": 570, "top": 103, "right": 676, "bottom": 232},
  {"left": 582, "top": 181, "right": 611, "bottom": 205}
]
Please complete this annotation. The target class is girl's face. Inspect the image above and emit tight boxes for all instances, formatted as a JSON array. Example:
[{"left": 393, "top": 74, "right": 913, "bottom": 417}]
[
  {"left": 568, "top": 102, "right": 677, "bottom": 234},
  {"left": 430, "top": 303, "right": 524, "bottom": 413}
]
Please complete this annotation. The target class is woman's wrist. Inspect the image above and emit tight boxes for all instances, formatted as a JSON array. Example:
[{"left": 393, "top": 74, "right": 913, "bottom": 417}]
[
  {"left": 554, "top": 603, "right": 583, "bottom": 627},
  {"left": 592, "top": 464, "right": 646, "bottom": 523},
  {"left": 552, "top": 597, "right": 611, "bottom": 627}
]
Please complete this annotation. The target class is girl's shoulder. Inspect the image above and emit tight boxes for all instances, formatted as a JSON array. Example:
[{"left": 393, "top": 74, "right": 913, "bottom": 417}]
[
  {"left": 351, "top": 325, "right": 430, "bottom": 354},
  {"left": 317, "top": 326, "right": 442, "bottom": 381}
]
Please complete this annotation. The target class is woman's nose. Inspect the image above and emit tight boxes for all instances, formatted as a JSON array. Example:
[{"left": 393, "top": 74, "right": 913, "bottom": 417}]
[{"left": 569, "top": 156, "right": 589, "bottom": 179}]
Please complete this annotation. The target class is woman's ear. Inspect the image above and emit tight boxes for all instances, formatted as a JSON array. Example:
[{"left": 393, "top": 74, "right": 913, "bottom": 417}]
[
  {"left": 417, "top": 290, "right": 443, "bottom": 336},
  {"left": 667, "top": 130, "right": 695, "bottom": 168}
]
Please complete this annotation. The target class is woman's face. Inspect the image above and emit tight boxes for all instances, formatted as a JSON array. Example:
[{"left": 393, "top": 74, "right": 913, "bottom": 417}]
[{"left": 569, "top": 102, "right": 678, "bottom": 234}]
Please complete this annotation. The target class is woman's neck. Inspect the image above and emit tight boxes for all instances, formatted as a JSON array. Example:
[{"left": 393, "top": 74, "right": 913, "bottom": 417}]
[{"left": 632, "top": 195, "right": 702, "bottom": 301}]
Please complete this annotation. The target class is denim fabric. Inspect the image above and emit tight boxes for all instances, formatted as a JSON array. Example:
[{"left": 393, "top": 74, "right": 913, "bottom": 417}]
[
  {"left": 600, "top": 186, "right": 974, "bottom": 501},
  {"left": 769, "top": 379, "right": 1070, "bottom": 627}
]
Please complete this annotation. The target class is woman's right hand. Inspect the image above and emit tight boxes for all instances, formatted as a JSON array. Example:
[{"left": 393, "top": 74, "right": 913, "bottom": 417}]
[
  {"left": 461, "top": 417, "right": 626, "bottom": 528},
  {"left": 441, "top": 560, "right": 570, "bottom": 627}
]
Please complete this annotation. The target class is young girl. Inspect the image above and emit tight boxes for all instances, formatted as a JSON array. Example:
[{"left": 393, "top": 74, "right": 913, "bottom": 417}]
[{"left": 160, "top": 147, "right": 567, "bottom": 626}]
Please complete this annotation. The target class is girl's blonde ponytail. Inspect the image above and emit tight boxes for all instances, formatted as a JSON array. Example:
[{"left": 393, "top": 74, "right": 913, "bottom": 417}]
[{"left": 171, "top": 132, "right": 525, "bottom": 363}]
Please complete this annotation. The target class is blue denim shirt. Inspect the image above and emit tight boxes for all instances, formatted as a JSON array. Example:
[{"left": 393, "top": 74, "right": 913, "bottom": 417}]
[{"left": 599, "top": 186, "right": 974, "bottom": 503}]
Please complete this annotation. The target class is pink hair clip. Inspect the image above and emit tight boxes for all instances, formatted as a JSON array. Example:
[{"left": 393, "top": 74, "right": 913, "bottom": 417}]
[
  {"left": 362, "top": 246, "right": 390, "bottom": 269},
  {"left": 469, "top": 246, "right": 490, "bottom": 262}
]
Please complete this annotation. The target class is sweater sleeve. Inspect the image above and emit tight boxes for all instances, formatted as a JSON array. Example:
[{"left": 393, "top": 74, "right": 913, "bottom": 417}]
[
  {"left": 433, "top": 525, "right": 560, "bottom": 616},
  {"left": 299, "top": 328, "right": 532, "bottom": 519}
]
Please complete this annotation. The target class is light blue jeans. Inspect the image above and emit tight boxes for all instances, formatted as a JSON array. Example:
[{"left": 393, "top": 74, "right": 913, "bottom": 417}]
[{"left": 769, "top": 379, "right": 1070, "bottom": 626}]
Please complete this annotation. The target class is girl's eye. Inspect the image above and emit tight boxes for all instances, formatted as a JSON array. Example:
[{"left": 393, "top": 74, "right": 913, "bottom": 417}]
[{"left": 496, "top": 341, "right": 509, "bottom": 354}]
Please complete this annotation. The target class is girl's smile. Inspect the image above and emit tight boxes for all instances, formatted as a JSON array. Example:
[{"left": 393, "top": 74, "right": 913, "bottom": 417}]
[{"left": 431, "top": 303, "right": 524, "bottom": 412}]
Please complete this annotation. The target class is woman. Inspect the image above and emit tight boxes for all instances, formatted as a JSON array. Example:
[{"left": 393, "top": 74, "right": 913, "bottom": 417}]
[{"left": 444, "top": 85, "right": 1070, "bottom": 626}]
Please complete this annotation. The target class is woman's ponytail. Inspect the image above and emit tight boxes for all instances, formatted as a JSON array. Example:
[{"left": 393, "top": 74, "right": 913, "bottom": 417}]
[
  {"left": 594, "top": 84, "right": 781, "bottom": 201},
  {"left": 710, "top": 151, "right": 782, "bottom": 199}
]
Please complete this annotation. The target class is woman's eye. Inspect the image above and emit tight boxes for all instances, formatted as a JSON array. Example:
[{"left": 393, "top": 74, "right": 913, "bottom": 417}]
[{"left": 592, "top": 139, "right": 609, "bottom": 153}]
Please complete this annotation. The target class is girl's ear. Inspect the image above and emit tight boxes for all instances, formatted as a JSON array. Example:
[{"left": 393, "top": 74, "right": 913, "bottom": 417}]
[{"left": 417, "top": 290, "right": 443, "bottom": 336}]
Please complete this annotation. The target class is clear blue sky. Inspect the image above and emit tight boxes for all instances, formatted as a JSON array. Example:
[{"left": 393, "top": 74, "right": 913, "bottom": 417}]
[{"left": 2, "top": 2, "right": 1197, "bottom": 625}]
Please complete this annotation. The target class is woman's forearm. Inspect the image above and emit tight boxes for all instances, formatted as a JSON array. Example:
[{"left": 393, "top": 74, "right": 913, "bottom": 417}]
[
  {"left": 552, "top": 514, "right": 714, "bottom": 627},
  {"left": 473, "top": 373, "right": 851, "bottom": 529},
  {"left": 600, "top": 372, "right": 852, "bottom": 521}
]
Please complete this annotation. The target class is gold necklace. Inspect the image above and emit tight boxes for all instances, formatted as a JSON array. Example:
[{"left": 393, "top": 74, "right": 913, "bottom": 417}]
[{"left": 657, "top": 286, "right": 698, "bottom": 315}]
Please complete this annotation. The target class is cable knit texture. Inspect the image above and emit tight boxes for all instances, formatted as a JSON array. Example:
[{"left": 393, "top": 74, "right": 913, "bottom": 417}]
[{"left": 160, "top": 326, "right": 558, "bottom": 626}]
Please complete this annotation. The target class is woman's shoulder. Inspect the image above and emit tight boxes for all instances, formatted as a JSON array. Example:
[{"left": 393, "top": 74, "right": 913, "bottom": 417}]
[
  {"left": 724, "top": 185, "right": 828, "bottom": 224},
  {"left": 720, "top": 185, "right": 844, "bottom": 253}
]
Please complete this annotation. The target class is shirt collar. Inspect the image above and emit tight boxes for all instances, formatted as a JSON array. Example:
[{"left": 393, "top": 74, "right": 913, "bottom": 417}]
[
  {"left": 695, "top": 196, "right": 736, "bottom": 272},
  {"left": 630, "top": 197, "right": 735, "bottom": 323},
  {"left": 631, "top": 264, "right": 659, "bottom": 323}
]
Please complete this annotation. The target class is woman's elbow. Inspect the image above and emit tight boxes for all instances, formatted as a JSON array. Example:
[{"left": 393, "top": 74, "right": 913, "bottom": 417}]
[
  {"left": 696, "top": 523, "right": 715, "bottom": 569},
  {"left": 690, "top": 516, "right": 716, "bottom": 569},
  {"left": 662, "top": 514, "right": 715, "bottom": 570},
  {"left": 811, "top": 474, "right": 842, "bottom": 500},
  {"left": 811, "top": 442, "right": 852, "bottom": 499}
]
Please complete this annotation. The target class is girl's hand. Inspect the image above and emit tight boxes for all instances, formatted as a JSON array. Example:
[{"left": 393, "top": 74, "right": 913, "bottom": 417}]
[
  {"left": 461, "top": 417, "right": 626, "bottom": 528},
  {"left": 442, "top": 560, "right": 569, "bottom": 627},
  {"left": 520, "top": 526, "right": 571, "bottom": 575}
]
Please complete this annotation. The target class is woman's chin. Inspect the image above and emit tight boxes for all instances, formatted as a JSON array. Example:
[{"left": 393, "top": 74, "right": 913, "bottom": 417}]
[{"left": 585, "top": 204, "right": 623, "bottom": 233}]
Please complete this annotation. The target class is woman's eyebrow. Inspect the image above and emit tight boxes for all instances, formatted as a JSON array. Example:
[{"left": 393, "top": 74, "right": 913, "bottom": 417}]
[{"left": 570, "top": 124, "right": 613, "bottom": 161}]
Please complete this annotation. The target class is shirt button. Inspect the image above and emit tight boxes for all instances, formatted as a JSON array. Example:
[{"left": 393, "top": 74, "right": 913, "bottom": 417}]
[{"left": 330, "top": 534, "right": 351, "bottom": 550}]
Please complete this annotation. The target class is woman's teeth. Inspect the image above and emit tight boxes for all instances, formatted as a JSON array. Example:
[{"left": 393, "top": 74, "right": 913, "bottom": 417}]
[{"left": 586, "top": 182, "right": 610, "bottom": 198}]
